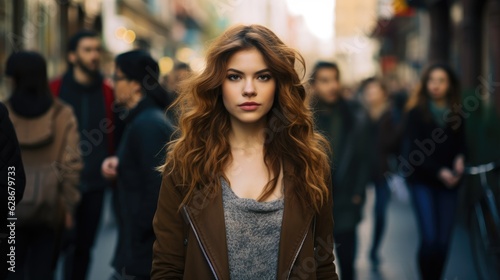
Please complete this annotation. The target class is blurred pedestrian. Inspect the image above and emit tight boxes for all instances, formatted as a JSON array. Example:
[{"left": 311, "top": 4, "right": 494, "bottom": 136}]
[
  {"left": 385, "top": 74, "right": 409, "bottom": 122},
  {"left": 403, "top": 63, "right": 466, "bottom": 280},
  {"left": 163, "top": 62, "right": 192, "bottom": 125},
  {"left": 101, "top": 50, "right": 174, "bottom": 280},
  {"left": 358, "top": 77, "right": 403, "bottom": 267},
  {"left": 0, "top": 101, "right": 26, "bottom": 280},
  {"left": 310, "top": 61, "right": 371, "bottom": 280},
  {"left": 49, "top": 30, "right": 122, "bottom": 280},
  {"left": 165, "top": 62, "right": 191, "bottom": 94},
  {"left": 4, "top": 51, "right": 82, "bottom": 280},
  {"left": 151, "top": 25, "right": 338, "bottom": 279}
]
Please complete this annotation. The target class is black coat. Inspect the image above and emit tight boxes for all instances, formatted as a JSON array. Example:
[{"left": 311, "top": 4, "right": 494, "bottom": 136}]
[
  {"left": 365, "top": 109, "right": 405, "bottom": 181},
  {"left": 113, "top": 97, "right": 174, "bottom": 277},
  {"left": 313, "top": 98, "right": 371, "bottom": 233},
  {"left": 403, "top": 106, "right": 466, "bottom": 188},
  {"left": 55, "top": 71, "right": 123, "bottom": 192},
  {"left": 0, "top": 102, "right": 26, "bottom": 202},
  {"left": 0, "top": 102, "right": 26, "bottom": 279}
]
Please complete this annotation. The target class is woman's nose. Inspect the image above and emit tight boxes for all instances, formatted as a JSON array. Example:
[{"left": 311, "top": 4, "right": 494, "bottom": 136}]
[{"left": 243, "top": 80, "right": 256, "bottom": 97}]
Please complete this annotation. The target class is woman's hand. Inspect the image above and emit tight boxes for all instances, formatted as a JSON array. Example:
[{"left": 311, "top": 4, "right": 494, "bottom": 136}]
[
  {"left": 101, "top": 156, "right": 119, "bottom": 180},
  {"left": 352, "top": 195, "right": 362, "bottom": 205},
  {"left": 65, "top": 212, "right": 74, "bottom": 229},
  {"left": 438, "top": 168, "right": 460, "bottom": 188},
  {"left": 453, "top": 154, "right": 465, "bottom": 178}
]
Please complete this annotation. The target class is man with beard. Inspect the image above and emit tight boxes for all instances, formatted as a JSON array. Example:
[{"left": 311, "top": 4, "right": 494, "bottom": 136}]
[
  {"left": 50, "top": 30, "right": 120, "bottom": 280},
  {"left": 310, "top": 61, "right": 371, "bottom": 280}
]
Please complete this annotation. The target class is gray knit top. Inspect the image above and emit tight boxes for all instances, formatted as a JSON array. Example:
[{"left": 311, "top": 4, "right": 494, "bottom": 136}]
[{"left": 221, "top": 177, "right": 285, "bottom": 280}]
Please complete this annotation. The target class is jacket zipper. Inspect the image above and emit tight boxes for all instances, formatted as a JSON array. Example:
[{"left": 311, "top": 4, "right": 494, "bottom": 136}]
[
  {"left": 182, "top": 206, "right": 219, "bottom": 280},
  {"left": 287, "top": 227, "right": 309, "bottom": 279}
]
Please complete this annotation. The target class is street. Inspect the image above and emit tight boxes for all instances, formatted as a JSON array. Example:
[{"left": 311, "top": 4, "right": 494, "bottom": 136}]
[{"left": 54, "top": 182, "right": 478, "bottom": 280}]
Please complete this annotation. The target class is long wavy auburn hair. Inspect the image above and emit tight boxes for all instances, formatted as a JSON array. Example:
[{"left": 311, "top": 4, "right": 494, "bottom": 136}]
[{"left": 162, "top": 24, "right": 331, "bottom": 213}]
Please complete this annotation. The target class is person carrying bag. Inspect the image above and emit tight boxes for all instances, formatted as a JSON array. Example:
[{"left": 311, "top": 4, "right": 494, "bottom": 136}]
[{"left": 5, "top": 51, "right": 82, "bottom": 280}]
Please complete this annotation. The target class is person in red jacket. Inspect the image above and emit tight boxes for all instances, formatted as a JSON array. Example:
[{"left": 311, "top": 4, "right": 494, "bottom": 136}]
[{"left": 50, "top": 30, "right": 122, "bottom": 280}]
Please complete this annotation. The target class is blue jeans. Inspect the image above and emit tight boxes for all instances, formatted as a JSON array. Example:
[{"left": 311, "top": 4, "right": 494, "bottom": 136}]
[
  {"left": 410, "top": 183, "right": 458, "bottom": 280},
  {"left": 370, "top": 178, "right": 391, "bottom": 261}
]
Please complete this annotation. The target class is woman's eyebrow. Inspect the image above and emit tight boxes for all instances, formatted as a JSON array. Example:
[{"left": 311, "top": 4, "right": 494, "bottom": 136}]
[{"left": 227, "top": 68, "right": 271, "bottom": 75}]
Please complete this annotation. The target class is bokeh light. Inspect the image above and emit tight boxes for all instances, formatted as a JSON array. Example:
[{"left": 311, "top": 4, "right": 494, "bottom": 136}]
[
  {"left": 158, "top": 57, "right": 174, "bottom": 74},
  {"left": 286, "top": 0, "right": 335, "bottom": 41}
]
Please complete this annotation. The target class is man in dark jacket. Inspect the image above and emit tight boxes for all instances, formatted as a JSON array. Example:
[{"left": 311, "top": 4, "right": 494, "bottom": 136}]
[
  {"left": 101, "top": 50, "right": 174, "bottom": 280},
  {"left": 310, "top": 62, "right": 371, "bottom": 280},
  {"left": 49, "top": 30, "right": 122, "bottom": 280},
  {"left": 0, "top": 102, "right": 26, "bottom": 280}
]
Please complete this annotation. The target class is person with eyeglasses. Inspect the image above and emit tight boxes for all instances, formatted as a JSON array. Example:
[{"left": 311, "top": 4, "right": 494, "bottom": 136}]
[{"left": 101, "top": 50, "right": 174, "bottom": 280}]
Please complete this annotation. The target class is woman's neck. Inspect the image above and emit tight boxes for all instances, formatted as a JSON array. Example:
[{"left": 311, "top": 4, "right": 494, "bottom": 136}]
[
  {"left": 228, "top": 118, "right": 267, "bottom": 151},
  {"left": 431, "top": 97, "right": 447, "bottom": 108},
  {"left": 368, "top": 102, "right": 388, "bottom": 120}
]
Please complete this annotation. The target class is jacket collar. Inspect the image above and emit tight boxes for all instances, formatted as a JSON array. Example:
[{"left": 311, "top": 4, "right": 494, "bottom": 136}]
[
  {"left": 62, "top": 68, "right": 103, "bottom": 91},
  {"left": 183, "top": 160, "right": 315, "bottom": 280},
  {"left": 122, "top": 96, "right": 158, "bottom": 123}
]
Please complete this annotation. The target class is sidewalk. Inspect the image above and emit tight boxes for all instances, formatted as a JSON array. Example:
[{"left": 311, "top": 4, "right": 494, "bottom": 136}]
[{"left": 355, "top": 185, "right": 477, "bottom": 280}]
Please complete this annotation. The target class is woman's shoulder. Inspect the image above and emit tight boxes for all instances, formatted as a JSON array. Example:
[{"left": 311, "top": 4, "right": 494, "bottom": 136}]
[
  {"left": 136, "top": 107, "right": 167, "bottom": 122},
  {"left": 0, "top": 102, "right": 8, "bottom": 117},
  {"left": 132, "top": 108, "right": 173, "bottom": 133},
  {"left": 407, "top": 105, "right": 421, "bottom": 115},
  {"left": 52, "top": 98, "right": 79, "bottom": 127},
  {"left": 406, "top": 106, "right": 426, "bottom": 121},
  {"left": 53, "top": 98, "right": 76, "bottom": 118}
]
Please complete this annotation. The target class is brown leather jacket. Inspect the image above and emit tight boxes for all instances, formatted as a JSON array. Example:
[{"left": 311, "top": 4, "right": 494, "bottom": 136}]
[{"left": 151, "top": 161, "right": 339, "bottom": 280}]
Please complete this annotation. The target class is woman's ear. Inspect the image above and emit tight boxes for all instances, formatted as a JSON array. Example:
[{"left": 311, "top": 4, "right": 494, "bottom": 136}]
[{"left": 131, "top": 80, "right": 142, "bottom": 94}]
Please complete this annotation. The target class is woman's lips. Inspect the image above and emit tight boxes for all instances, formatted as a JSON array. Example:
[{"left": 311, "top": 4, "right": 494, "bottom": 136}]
[{"left": 238, "top": 102, "right": 261, "bottom": 111}]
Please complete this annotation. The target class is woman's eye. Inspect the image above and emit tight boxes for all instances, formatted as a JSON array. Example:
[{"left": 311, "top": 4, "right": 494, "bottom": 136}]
[
  {"left": 258, "top": 74, "right": 272, "bottom": 81},
  {"left": 227, "top": 74, "right": 241, "bottom": 81}
]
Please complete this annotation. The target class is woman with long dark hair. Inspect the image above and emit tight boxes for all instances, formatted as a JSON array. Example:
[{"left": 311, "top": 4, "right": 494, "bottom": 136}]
[
  {"left": 404, "top": 64, "right": 466, "bottom": 280},
  {"left": 151, "top": 25, "right": 338, "bottom": 279},
  {"left": 5, "top": 51, "right": 82, "bottom": 280}
]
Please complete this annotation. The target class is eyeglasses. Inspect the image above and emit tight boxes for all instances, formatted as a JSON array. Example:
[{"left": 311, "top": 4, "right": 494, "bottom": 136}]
[{"left": 112, "top": 74, "right": 127, "bottom": 82}]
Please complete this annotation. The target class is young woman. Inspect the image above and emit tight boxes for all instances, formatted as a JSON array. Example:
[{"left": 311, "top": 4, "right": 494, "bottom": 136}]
[
  {"left": 151, "top": 25, "right": 338, "bottom": 279},
  {"left": 358, "top": 77, "right": 402, "bottom": 267},
  {"left": 4, "top": 51, "right": 82, "bottom": 280},
  {"left": 100, "top": 50, "right": 174, "bottom": 280},
  {"left": 404, "top": 64, "right": 466, "bottom": 280}
]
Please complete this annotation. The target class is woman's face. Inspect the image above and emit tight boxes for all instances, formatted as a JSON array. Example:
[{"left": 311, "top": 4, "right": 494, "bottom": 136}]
[
  {"left": 426, "top": 68, "right": 449, "bottom": 101},
  {"left": 363, "top": 82, "right": 387, "bottom": 107},
  {"left": 222, "top": 48, "right": 276, "bottom": 126},
  {"left": 113, "top": 67, "right": 141, "bottom": 108}
]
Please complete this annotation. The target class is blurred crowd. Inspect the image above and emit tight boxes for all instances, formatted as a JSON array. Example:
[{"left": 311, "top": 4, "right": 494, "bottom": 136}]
[{"left": 0, "top": 27, "right": 498, "bottom": 280}]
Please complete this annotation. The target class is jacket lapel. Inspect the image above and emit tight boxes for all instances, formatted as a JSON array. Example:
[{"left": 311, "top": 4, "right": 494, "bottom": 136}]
[
  {"left": 185, "top": 185, "right": 230, "bottom": 280},
  {"left": 185, "top": 161, "right": 314, "bottom": 280},
  {"left": 277, "top": 161, "right": 315, "bottom": 279}
]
